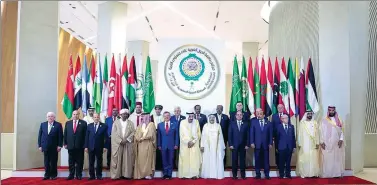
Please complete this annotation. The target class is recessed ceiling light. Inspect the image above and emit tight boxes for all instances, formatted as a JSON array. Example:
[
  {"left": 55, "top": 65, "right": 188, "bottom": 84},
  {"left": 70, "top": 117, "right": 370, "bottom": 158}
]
[
  {"left": 65, "top": 22, "right": 68, "bottom": 24},
  {"left": 224, "top": 21, "right": 230, "bottom": 23},
  {"left": 181, "top": 24, "right": 184, "bottom": 27}
]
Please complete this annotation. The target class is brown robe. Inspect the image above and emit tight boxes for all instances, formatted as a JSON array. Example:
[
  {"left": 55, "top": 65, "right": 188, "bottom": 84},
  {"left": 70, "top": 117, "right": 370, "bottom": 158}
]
[
  {"left": 133, "top": 122, "right": 156, "bottom": 179},
  {"left": 110, "top": 119, "right": 135, "bottom": 179}
]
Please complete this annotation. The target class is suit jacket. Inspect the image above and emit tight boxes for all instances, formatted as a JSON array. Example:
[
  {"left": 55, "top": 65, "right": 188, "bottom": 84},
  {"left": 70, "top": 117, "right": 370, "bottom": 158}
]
[
  {"left": 230, "top": 111, "right": 251, "bottom": 122},
  {"left": 250, "top": 118, "right": 273, "bottom": 149},
  {"left": 228, "top": 120, "right": 249, "bottom": 149},
  {"left": 271, "top": 113, "right": 290, "bottom": 137},
  {"left": 105, "top": 116, "right": 117, "bottom": 137},
  {"left": 170, "top": 115, "right": 186, "bottom": 139},
  {"left": 211, "top": 113, "right": 230, "bottom": 143},
  {"left": 157, "top": 121, "right": 179, "bottom": 150},
  {"left": 84, "top": 122, "right": 108, "bottom": 151},
  {"left": 38, "top": 121, "right": 63, "bottom": 151},
  {"left": 194, "top": 113, "right": 207, "bottom": 131},
  {"left": 276, "top": 123, "right": 296, "bottom": 150},
  {"left": 64, "top": 119, "right": 87, "bottom": 150}
]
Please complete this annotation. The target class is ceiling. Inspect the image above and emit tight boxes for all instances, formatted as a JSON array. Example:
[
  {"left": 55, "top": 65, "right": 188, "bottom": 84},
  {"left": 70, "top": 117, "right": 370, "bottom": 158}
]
[{"left": 59, "top": 1, "right": 269, "bottom": 51}]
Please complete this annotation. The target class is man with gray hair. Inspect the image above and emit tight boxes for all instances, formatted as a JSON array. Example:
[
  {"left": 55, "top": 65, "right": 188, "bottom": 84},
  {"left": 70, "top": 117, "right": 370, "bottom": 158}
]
[
  {"left": 276, "top": 114, "right": 296, "bottom": 179},
  {"left": 38, "top": 112, "right": 63, "bottom": 180}
]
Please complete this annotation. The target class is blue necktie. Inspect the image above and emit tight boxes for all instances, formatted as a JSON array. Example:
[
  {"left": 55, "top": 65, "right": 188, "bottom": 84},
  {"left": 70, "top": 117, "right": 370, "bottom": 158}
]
[
  {"left": 260, "top": 120, "right": 264, "bottom": 131},
  {"left": 284, "top": 124, "right": 288, "bottom": 133}
]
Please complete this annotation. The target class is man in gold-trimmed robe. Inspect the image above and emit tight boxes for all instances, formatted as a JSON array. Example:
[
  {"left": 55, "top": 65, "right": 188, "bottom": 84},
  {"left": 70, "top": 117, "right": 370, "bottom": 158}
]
[
  {"left": 110, "top": 109, "right": 135, "bottom": 179},
  {"left": 134, "top": 113, "right": 156, "bottom": 179},
  {"left": 297, "top": 111, "right": 320, "bottom": 178},
  {"left": 178, "top": 112, "right": 201, "bottom": 179}
]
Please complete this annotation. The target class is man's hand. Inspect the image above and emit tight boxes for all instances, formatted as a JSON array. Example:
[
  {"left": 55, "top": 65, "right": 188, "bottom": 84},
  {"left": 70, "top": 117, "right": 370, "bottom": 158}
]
[
  {"left": 64, "top": 145, "right": 67, "bottom": 149},
  {"left": 229, "top": 146, "right": 234, "bottom": 150},
  {"left": 200, "top": 147, "right": 204, "bottom": 152},
  {"left": 188, "top": 141, "right": 194, "bottom": 148},
  {"left": 103, "top": 148, "right": 107, "bottom": 153},
  {"left": 57, "top": 147, "right": 62, "bottom": 152},
  {"left": 315, "top": 144, "right": 319, "bottom": 149},
  {"left": 174, "top": 146, "right": 178, "bottom": 150},
  {"left": 39, "top": 147, "right": 42, "bottom": 152},
  {"left": 338, "top": 140, "right": 343, "bottom": 148},
  {"left": 245, "top": 146, "right": 249, "bottom": 149},
  {"left": 158, "top": 147, "right": 162, "bottom": 150},
  {"left": 250, "top": 144, "right": 255, "bottom": 149},
  {"left": 269, "top": 145, "right": 272, "bottom": 149},
  {"left": 321, "top": 143, "right": 326, "bottom": 150},
  {"left": 85, "top": 148, "right": 88, "bottom": 153}
]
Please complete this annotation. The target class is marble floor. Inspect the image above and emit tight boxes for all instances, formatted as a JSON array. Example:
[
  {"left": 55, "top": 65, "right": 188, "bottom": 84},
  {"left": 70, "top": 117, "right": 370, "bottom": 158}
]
[{"left": 1, "top": 168, "right": 377, "bottom": 183}]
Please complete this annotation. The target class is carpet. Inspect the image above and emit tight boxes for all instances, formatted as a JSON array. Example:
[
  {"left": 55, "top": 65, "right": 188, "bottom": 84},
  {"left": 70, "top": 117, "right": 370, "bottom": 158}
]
[{"left": 1, "top": 176, "right": 374, "bottom": 185}]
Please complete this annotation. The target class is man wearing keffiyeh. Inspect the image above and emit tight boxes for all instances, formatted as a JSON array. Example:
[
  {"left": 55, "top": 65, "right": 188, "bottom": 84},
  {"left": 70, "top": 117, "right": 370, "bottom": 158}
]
[{"left": 319, "top": 106, "right": 345, "bottom": 178}]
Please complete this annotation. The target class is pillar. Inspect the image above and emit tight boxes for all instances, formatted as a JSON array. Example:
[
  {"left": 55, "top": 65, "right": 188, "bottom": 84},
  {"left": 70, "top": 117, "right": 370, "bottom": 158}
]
[
  {"left": 318, "top": 1, "right": 369, "bottom": 173},
  {"left": 127, "top": 41, "right": 150, "bottom": 103},
  {"left": 14, "top": 1, "right": 59, "bottom": 170}
]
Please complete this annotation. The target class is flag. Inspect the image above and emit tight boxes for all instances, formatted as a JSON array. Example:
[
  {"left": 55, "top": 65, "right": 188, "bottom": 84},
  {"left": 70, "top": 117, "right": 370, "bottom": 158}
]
[
  {"left": 114, "top": 54, "right": 123, "bottom": 110},
  {"left": 241, "top": 56, "right": 249, "bottom": 112},
  {"left": 143, "top": 56, "right": 155, "bottom": 113},
  {"left": 266, "top": 57, "right": 273, "bottom": 117},
  {"left": 299, "top": 57, "right": 306, "bottom": 120},
  {"left": 101, "top": 54, "right": 109, "bottom": 117},
  {"left": 287, "top": 58, "right": 296, "bottom": 117},
  {"left": 127, "top": 55, "right": 138, "bottom": 114},
  {"left": 88, "top": 55, "right": 96, "bottom": 107},
  {"left": 73, "top": 55, "right": 82, "bottom": 110},
  {"left": 93, "top": 54, "right": 103, "bottom": 113},
  {"left": 260, "top": 57, "right": 267, "bottom": 112},
  {"left": 229, "top": 56, "right": 242, "bottom": 113},
  {"left": 295, "top": 57, "right": 299, "bottom": 116},
  {"left": 279, "top": 57, "right": 289, "bottom": 114},
  {"left": 272, "top": 57, "right": 280, "bottom": 114},
  {"left": 107, "top": 55, "right": 116, "bottom": 117},
  {"left": 306, "top": 58, "right": 319, "bottom": 113},
  {"left": 254, "top": 57, "right": 261, "bottom": 109},
  {"left": 247, "top": 57, "right": 255, "bottom": 114},
  {"left": 121, "top": 55, "right": 129, "bottom": 109},
  {"left": 81, "top": 55, "right": 89, "bottom": 115},
  {"left": 62, "top": 55, "right": 75, "bottom": 119}
]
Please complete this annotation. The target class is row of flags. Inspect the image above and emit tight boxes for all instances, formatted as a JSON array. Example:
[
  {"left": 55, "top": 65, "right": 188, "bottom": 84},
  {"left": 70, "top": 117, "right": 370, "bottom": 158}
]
[
  {"left": 229, "top": 56, "right": 319, "bottom": 121},
  {"left": 62, "top": 54, "right": 156, "bottom": 119}
]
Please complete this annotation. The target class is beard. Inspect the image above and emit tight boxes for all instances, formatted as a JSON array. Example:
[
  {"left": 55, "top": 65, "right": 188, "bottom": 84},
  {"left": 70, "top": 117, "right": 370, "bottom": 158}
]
[
  {"left": 307, "top": 116, "right": 312, "bottom": 120},
  {"left": 328, "top": 113, "right": 335, "bottom": 117}
]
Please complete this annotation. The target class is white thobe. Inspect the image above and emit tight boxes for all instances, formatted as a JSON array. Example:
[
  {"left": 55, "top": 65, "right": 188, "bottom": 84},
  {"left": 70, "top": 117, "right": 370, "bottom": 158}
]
[{"left": 83, "top": 116, "right": 94, "bottom": 124}]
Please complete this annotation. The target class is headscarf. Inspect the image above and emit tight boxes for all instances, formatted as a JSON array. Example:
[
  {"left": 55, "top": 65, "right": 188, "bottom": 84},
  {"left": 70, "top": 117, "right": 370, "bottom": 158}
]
[
  {"left": 120, "top": 109, "right": 129, "bottom": 114},
  {"left": 303, "top": 110, "right": 314, "bottom": 121},
  {"left": 141, "top": 113, "right": 151, "bottom": 125},
  {"left": 327, "top": 106, "right": 342, "bottom": 127},
  {"left": 208, "top": 115, "right": 216, "bottom": 124}
]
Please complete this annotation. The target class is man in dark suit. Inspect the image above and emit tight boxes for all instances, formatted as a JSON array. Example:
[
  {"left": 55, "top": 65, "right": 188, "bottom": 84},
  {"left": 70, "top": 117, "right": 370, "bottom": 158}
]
[
  {"left": 194, "top": 105, "right": 207, "bottom": 132},
  {"left": 64, "top": 110, "right": 87, "bottom": 180},
  {"left": 228, "top": 111, "right": 249, "bottom": 180},
  {"left": 105, "top": 108, "right": 118, "bottom": 169},
  {"left": 271, "top": 104, "right": 289, "bottom": 166},
  {"left": 276, "top": 114, "right": 296, "bottom": 179},
  {"left": 170, "top": 106, "right": 186, "bottom": 169},
  {"left": 212, "top": 105, "right": 230, "bottom": 167},
  {"left": 230, "top": 102, "right": 251, "bottom": 122},
  {"left": 250, "top": 108, "right": 273, "bottom": 179},
  {"left": 157, "top": 111, "right": 179, "bottom": 179},
  {"left": 38, "top": 112, "right": 63, "bottom": 180},
  {"left": 85, "top": 113, "right": 108, "bottom": 180}
]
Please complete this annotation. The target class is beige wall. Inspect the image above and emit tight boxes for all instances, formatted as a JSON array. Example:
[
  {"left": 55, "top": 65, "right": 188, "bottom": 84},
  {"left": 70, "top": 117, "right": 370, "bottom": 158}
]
[{"left": 1, "top": 134, "right": 14, "bottom": 169}]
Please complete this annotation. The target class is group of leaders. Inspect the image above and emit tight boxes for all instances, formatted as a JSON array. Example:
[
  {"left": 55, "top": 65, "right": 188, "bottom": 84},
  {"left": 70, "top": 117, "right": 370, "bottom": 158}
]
[{"left": 38, "top": 101, "right": 345, "bottom": 180}]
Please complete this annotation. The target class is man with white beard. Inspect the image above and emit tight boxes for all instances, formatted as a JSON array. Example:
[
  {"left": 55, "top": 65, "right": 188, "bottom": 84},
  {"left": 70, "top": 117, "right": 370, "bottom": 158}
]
[{"left": 200, "top": 115, "right": 225, "bottom": 179}]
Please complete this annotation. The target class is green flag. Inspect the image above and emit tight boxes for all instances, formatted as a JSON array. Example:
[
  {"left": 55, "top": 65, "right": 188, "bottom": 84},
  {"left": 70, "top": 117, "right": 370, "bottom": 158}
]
[
  {"left": 254, "top": 58, "right": 261, "bottom": 108},
  {"left": 93, "top": 54, "right": 103, "bottom": 113},
  {"left": 241, "top": 56, "right": 249, "bottom": 112},
  {"left": 143, "top": 56, "right": 155, "bottom": 113},
  {"left": 229, "top": 56, "right": 242, "bottom": 113}
]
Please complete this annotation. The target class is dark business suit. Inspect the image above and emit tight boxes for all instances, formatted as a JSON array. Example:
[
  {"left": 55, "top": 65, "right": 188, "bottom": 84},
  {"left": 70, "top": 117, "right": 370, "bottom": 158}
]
[
  {"left": 271, "top": 113, "right": 289, "bottom": 166},
  {"left": 64, "top": 119, "right": 87, "bottom": 178},
  {"left": 85, "top": 122, "right": 108, "bottom": 179},
  {"left": 250, "top": 118, "right": 273, "bottom": 177},
  {"left": 170, "top": 115, "right": 186, "bottom": 169},
  {"left": 105, "top": 116, "right": 116, "bottom": 168},
  {"left": 38, "top": 121, "right": 63, "bottom": 179},
  {"left": 228, "top": 120, "right": 249, "bottom": 178},
  {"left": 230, "top": 111, "right": 251, "bottom": 122},
  {"left": 212, "top": 113, "right": 230, "bottom": 167},
  {"left": 276, "top": 123, "right": 296, "bottom": 177},
  {"left": 157, "top": 121, "right": 179, "bottom": 178},
  {"left": 194, "top": 113, "right": 207, "bottom": 132}
]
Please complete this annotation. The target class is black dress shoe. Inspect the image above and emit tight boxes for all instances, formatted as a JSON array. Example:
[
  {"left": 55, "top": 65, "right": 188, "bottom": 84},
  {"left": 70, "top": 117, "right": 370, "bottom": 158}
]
[
  {"left": 242, "top": 177, "right": 247, "bottom": 180},
  {"left": 76, "top": 176, "right": 82, "bottom": 180},
  {"left": 97, "top": 177, "right": 103, "bottom": 180},
  {"left": 232, "top": 177, "right": 237, "bottom": 180},
  {"left": 50, "top": 177, "right": 57, "bottom": 180},
  {"left": 255, "top": 176, "right": 261, "bottom": 179},
  {"left": 43, "top": 177, "right": 50, "bottom": 180},
  {"left": 286, "top": 175, "right": 292, "bottom": 179},
  {"left": 265, "top": 176, "right": 271, "bottom": 180},
  {"left": 88, "top": 177, "right": 95, "bottom": 180},
  {"left": 279, "top": 176, "right": 284, "bottom": 179},
  {"left": 66, "top": 176, "right": 74, "bottom": 180}
]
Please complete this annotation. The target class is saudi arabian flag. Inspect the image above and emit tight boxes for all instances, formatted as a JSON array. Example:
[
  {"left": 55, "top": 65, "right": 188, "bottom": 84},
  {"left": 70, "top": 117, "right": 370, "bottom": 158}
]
[
  {"left": 229, "top": 56, "right": 242, "bottom": 113},
  {"left": 143, "top": 56, "right": 155, "bottom": 113},
  {"left": 93, "top": 54, "right": 103, "bottom": 113},
  {"left": 241, "top": 56, "right": 249, "bottom": 112}
]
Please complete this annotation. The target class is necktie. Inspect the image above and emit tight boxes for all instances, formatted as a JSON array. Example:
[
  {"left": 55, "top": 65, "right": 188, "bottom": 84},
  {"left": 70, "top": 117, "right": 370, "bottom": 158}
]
[
  {"left": 48, "top": 123, "right": 52, "bottom": 134},
  {"left": 260, "top": 120, "right": 264, "bottom": 131},
  {"left": 165, "top": 122, "right": 169, "bottom": 134},
  {"left": 284, "top": 124, "right": 288, "bottom": 133},
  {"left": 137, "top": 115, "right": 140, "bottom": 126},
  {"left": 196, "top": 114, "right": 199, "bottom": 120},
  {"left": 238, "top": 121, "right": 241, "bottom": 131},
  {"left": 73, "top": 120, "right": 77, "bottom": 133},
  {"left": 279, "top": 113, "right": 282, "bottom": 118},
  {"left": 176, "top": 116, "right": 179, "bottom": 121},
  {"left": 95, "top": 124, "right": 98, "bottom": 133}
]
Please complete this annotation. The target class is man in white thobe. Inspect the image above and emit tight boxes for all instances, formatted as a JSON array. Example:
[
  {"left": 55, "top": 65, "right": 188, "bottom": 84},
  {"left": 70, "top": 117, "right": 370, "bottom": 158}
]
[
  {"left": 297, "top": 111, "right": 320, "bottom": 178},
  {"left": 319, "top": 106, "right": 345, "bottom": 178},
  {"left": 83, "top": 107, "right": 95, "bottom": 124},
  {"left": 200, "top": 115, "right": 225, "bottom": 179}
]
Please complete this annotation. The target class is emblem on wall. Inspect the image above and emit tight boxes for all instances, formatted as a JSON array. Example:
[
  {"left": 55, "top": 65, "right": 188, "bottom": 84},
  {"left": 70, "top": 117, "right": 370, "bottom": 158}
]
[{"left": 164, "top": 44, "right": 220, "bottom": 100}]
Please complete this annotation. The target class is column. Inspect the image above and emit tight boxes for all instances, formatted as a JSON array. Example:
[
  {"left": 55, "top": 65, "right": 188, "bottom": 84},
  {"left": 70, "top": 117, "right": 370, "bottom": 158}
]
[
  {"left": 127, "top": 41, "right": 150, "bottom": 102},
  {"left": 318, "top": 1, "right": 369, "bottom": 173},
  {"left": 97, "top": 2, "right": 128, "bottom": 55},
  {"left": 14, "top": 1, "right": 59, "bottom": 170}
]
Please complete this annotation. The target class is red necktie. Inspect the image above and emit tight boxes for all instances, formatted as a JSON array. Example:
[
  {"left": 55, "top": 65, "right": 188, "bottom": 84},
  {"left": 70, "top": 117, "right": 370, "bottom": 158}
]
[
  {"left": 137, "top": 115, "right": 140, "bottom": 126},
  {"left": 165, "top": 122, "right": 169, "bottom": 134},
  {"left": 73, "top": 120, "right": 77, "bottom": 133}
]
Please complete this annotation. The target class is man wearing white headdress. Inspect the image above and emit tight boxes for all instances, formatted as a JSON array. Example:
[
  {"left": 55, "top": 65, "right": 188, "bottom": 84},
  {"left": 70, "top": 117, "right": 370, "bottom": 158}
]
[
  {"left": 110, "top": 109, "right": 136, "bottom": 179},
  {"left": 178, "top": 111, "right": 201, "bottom": 179},
  {"left": 200, "top": 115, "right": 225, "bottom": 179},
  {"left": 319, "top": 106, "right": 345, "bottom": 178},
  {"left": 297, "top": 111, "right": 320, "bottom": 178}
]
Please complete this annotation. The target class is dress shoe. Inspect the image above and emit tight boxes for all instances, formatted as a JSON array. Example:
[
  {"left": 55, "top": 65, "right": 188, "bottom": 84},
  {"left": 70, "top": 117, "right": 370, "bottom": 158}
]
[
  {"left": 279, "top": 176, "right": 284, "bottom": 179},
  {"left": 255, "top": 176, "right": 261, "bottom": 179},
  {"left": 286, "top": 175, "right": 292, "bottom": 179},
  {"left": 66, "top": 176, "right": 74, "bottom": 180},
  {"left": 76, "top": 176, "right": 82, "bottom": 180},
  {"left": 43, "top": 177, "right": 50, "bottom": 180},
  {"left": 167, "top": 176, "right": 172, "bottom": 180},
  {"left": 88, "top": 177, "right": 95, "bottom": 180},
  {"left": 242, "top": 177, "right": 247, "bottom": 180},
  {"left": 265, "top": 176, "right": 271, "bottom": 180},
  {"left": 232, "top": 177, "right": 237, "bottom": 180},
  {"left": 97, "top": 177, "right": 103, "bottom": 180},
  {"left": 50, "top": 177, "right": 57, "bottom": 180}
]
